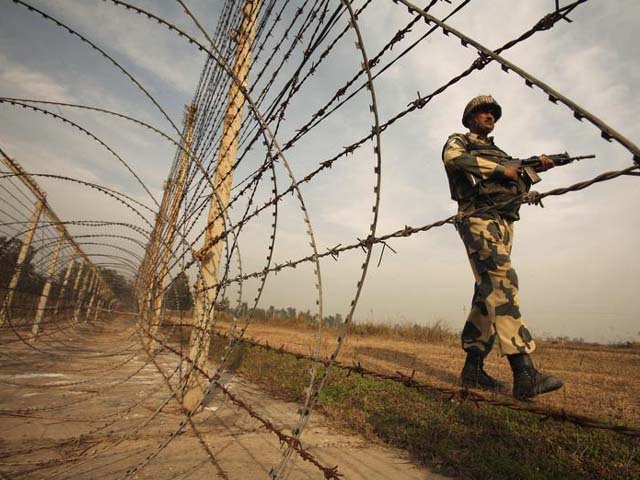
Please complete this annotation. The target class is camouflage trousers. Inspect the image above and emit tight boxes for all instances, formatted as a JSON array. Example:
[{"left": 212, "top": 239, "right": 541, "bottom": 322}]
[{"left": 457, "top": 215, "right": 536, "bottom": 357}]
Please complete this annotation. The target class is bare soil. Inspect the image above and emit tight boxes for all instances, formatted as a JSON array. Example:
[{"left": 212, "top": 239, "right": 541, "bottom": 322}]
[{"left": 0, "top": 316, "right": 448, "bottom": 479}]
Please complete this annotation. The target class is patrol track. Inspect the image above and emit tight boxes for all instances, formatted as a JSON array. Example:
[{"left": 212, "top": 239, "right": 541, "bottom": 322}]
[{"left": 0, "top": 0, "right": 638, "bottom": 479}]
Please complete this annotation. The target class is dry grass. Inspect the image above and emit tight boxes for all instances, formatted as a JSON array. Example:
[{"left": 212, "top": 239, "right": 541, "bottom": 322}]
[
  {"left": 346, "top": 319, "right": 456, "bottom": 343},
  {"left": 219, "top": 338, "right": 640, "bottom": 480},
  {"left": 165, "top": 311, "right": 640, "bottom": 426},
  {"left": 165, "top": 318, "right": 640, "bottom": 478},
  {"left": 241, "top": 314, "right": 457, "bottom": 343},
  {"left": 214, "top": 318, "right": 640, "bottom": 429}
]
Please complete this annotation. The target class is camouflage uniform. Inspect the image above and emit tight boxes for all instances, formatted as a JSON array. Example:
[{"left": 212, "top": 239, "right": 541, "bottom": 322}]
[{"left": 442, "top": 132, "right": 536, "bottom": 358}]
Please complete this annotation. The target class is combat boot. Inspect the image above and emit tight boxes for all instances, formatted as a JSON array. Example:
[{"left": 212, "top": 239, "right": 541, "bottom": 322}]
[
  {"left": 507, "top": 353, "right": 563, "bottom": 400},
  {"left": 460, "top": 352, "right": 507, "bottom": 391}
]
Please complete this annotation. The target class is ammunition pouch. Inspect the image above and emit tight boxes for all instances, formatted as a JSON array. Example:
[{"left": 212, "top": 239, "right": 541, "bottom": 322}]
[
  {"left": 446, "top": 134, "right": 529, "bottom": 202},
  {"left": 443, "top": 134, "right": 531, "bottom": 222}
]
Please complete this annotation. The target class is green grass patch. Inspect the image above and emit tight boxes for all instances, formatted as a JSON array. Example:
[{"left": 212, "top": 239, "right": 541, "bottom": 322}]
[{"left": 234, "top": 345, "right": 640, "bottom": 480}]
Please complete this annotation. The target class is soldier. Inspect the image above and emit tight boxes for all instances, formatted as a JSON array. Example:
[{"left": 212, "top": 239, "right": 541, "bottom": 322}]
[{"left": 442, "top": 95, "right": 563, "bottom": 400}]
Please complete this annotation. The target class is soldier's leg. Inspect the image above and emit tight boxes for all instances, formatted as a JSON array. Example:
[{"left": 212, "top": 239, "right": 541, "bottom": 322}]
[
  {"left": 461, "top": 217, "right": 562, "bottom": 397},
  {"left": 489, "top": 219, "right": 535, "bottom": 355},
  {"left": 459, "top": 281, "right": 506, "bottom": 390},
  {"left": 458, "top": 216, "right": 498, "bottom": 357},
  {"left": 456, "top": 216, "right": 504, "bottom": 390},
  {"left": 501, "top": 222, "right": 563, "bottom": 398},
  {"left": 459, "top": 216, "right": 535, "bottom": 357},
  {"left": 461, "top": 265, "right": 496, "bottom": 357}
]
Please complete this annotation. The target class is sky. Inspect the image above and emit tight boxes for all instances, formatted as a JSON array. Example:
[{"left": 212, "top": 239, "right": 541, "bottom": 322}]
[{"left": 0, "top": 0, "right": 638, "bottom": 343}]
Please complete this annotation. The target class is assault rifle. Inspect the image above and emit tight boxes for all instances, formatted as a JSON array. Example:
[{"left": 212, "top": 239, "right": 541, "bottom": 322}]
[{"left": 504, "top": 152, "right": 595, "bottom": 185}]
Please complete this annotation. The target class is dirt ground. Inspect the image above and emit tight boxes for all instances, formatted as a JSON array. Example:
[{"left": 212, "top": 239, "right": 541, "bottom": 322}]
[
  {"left": 228, "top": 321, "right": 640, "bottom": 428},
  {"left": 0, "top": 316, "right": 449, "bottom": 480}
]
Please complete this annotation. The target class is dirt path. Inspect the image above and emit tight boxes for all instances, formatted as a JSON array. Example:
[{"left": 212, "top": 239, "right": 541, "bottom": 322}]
[
  {"left": 0, "top": 316, "right": 449, "bottom": 479},
  {"left": 227, "top": 321, "right": 640, "bottom": 428}
]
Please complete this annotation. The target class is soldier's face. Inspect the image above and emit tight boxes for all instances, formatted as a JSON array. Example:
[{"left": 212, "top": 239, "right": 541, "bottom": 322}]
[{"left": 470, "top": 110, "right": 495, "bottom": 136}]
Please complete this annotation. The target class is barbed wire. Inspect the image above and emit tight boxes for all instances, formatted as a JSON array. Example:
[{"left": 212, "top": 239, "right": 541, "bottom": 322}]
[
  {"left": 1, "top": 0, "right": 638, "bottom": 479},
  {"left": 208, "top": 328, "right": 640, "bottom": 437}
]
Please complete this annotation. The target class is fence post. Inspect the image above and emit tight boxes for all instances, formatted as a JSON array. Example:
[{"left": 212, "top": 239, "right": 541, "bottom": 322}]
[
  {"left": 184, "top": 0, "right": 261, "bottom": 411},
  {"left": 73, "top": 266, "right": 92, "bottom": 325},
  {"left": 0, "top": 198, "right": 45, "bottom": 326},
  {"left": 148, "top": 104, "right": 197, "bottom": 351},
  {"left": 53, "top": 257, "right": 75, "bottom": 316},
  {"left": 32, "top": 230, "right": 64, "bottom": 338},
  {"left": 84, "top": 278, "right": 98, "bottom": 323},
  {"left": 93, "top": 297, "right": 102, "bottom": 322}
]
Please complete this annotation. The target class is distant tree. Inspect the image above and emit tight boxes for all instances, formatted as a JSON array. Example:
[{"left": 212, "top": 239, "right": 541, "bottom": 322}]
[
  {"left": 322, "top": 313, "right": 343, "bottom": 328},
  {"left": 163, "top": 271, "right": 193, "bottom": 311},
  {"left": 97, "top": 266, "right": 136, "bottom": 310},
  {"left": 0, "top": 236, "right": 44, "bottom": 295},
  {"left": 0, "top": 236, "right": 21, "bottom": 288}
]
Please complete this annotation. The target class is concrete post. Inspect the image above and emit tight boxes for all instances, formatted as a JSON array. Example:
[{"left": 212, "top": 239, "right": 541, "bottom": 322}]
[
  {"left": 184, "top": 0, "right": 261, "bottom": 411},
  {"left": 53, "top": 258, "right": 75, "bottom": 316},
  {"left": 0, "top": 198, "right": 45, "bottom": 326},
  {"left": 138, "top": 169, "right": 178, "bottom": 324},
  {"left": 72, "top": 267, "right": 92, "bottom": 325},
  {"left": 69, "top": 261, "right": 85, "bottom": 321},
  {"left": 32, "top": 230, "right": 64, "bottom": 338},
  {"left": 93, "top": 298, "right": 102, "bottom": 322},
  {"left": 148, "top": 104, "right": 197, "bottom": 350},
  {"left": 84, "top": 278, "right": 98, "bottom": 323}
]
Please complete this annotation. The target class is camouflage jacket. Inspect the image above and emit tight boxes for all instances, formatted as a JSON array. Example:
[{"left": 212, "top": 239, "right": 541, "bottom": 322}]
[{"left": 442, "top": 132, "right": 529, "bottom": 221}]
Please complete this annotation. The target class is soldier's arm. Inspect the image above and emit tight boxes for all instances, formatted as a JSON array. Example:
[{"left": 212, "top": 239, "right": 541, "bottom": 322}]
[{"left": 442, "top": 135, "right": 507, "bottom": 180}]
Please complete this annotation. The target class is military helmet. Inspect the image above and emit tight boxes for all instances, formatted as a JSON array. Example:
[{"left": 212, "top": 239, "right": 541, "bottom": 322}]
[{"left": 462, "top": 95, "right": 502, "bottom": 128}]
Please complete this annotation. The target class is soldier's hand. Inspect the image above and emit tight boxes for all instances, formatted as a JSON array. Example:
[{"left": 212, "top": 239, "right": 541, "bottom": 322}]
[
  {"left": 536, "top": 154, "right": 555, "bottom": 171},
  {"left": 503, "top": 166, "right": 521, "bottom": 181},
  {"left": 523, "top": 190, "right": 544, "bottom": 207}
]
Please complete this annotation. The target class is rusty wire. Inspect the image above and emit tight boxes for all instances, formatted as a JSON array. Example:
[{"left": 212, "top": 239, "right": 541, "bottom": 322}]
[
  {"left": 209, "top": 328, "right": 640, "bottom": 438},
  {"left": 0, "top": 0, "right": 638, "bottom": 479}
]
